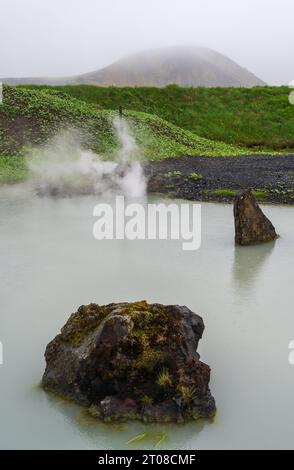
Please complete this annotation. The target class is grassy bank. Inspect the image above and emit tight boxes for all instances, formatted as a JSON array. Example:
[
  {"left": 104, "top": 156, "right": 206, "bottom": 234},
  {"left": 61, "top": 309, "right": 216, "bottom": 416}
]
[
  {"left": 21, "top": 84, "right": 294, "bottom": 151},
  {"left": 0, "top": 86, "right": 248, "bottom": 182},
  {"left": 0, "top": 155, "right": 28, "bottom": 183}
]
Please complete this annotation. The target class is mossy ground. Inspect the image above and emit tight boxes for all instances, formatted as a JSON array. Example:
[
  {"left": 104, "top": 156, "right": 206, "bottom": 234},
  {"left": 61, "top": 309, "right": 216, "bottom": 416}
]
[
  {"left": 0, "top": 86, "right": 255, "bottom": 183},
  {"left": 204, "top": 187, "right": 294, "bottom": 203},
  {"left": 21, "top": 84, "right": 294, "bottom": 152},
  {"left": 0, "top": 155, "right": 28, "bottom": 183}
]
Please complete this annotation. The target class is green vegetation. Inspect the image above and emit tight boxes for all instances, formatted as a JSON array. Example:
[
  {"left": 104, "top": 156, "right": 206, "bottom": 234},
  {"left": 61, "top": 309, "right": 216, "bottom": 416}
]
[
  {"left": 177, "top": 384, "right": 197, "bottom": 407},
  {"left": 0, "top": 155, "right": 28, "bottom": 183},
  {"left": 210, "top": 188, "right": 239, "bottom": 197},
  {"left": 1, "top": 85, "right": 293, "bottom": 191},
  {"left": 127, "top": 431, "right": 168, "bottom": 447},
  {"left": 0, "top": 85, "right": 245, "bottom": 177},
  {"left": 132, "top": 347, "right": 163, "bottom": 373},
  {"left": 127, "top": 433, "right": 148, "bottom": 445},
  {"left": 188, "top": 172, "right": 203, "bottom": 181},
  {"left": 140, "top": 395, "right": 153, "bottom": 407},
  {"left": 21, "top": 84, "right": 294, "bottom": 151},
  {"left": 209, "top": 188, "right": 269, "bottom": 200},
  {"left": 157, "top": 368, "right": 173, "bottom": 387},
  {"left": 164, "top": 170, "right": 182, "bottom": 177},
  {"left": 252, "top": 189, "right": 269, "bottom": 199}
]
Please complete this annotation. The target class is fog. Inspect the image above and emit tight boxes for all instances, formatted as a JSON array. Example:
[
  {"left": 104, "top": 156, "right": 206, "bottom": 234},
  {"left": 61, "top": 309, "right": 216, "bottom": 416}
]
[{"left": 0, "top": 0, "right": 293, "bottom": 85}]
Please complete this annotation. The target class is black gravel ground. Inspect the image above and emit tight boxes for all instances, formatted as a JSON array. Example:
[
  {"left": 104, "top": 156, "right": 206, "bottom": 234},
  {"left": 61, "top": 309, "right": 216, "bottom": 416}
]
[{"left": 146, "top": 154, "right": 294, "bottom": 204}]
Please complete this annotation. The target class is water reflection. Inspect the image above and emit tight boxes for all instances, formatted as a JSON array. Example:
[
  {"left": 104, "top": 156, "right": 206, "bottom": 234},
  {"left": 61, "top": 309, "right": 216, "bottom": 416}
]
[
  {"left": 232, "top": 240, "right": 276, "bottom": 291},
  {"left": 43, "top": 387, "right": 208, "bottom": 449}
]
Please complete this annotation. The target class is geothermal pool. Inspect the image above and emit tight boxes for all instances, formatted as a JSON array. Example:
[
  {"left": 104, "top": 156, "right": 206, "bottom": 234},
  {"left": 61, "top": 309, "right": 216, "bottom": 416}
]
[{"left": 1, "top": 188, "right": 294, "bottom": 449}]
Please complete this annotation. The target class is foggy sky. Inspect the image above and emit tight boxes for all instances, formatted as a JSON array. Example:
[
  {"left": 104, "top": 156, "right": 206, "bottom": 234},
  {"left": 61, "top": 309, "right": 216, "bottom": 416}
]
[{"left": 0, "top": 0, "right": 293, "bottom": 85}]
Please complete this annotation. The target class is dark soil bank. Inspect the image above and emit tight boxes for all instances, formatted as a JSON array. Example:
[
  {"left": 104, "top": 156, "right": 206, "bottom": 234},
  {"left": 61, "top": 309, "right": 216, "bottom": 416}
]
[{"left": 146, "top": 154, "right": 294, "bottom": 204}]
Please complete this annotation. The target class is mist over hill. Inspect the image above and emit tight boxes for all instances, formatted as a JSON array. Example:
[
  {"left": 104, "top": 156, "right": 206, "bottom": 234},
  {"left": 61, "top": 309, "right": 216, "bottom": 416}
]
[{"left": 3, "top": 46, "right": 266, "bottom": 87}]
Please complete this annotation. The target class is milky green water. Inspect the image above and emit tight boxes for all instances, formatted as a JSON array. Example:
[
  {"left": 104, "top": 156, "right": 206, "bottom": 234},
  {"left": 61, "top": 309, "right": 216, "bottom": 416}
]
[{"left": 1, "top": 187, "right": 294, "bottom": 449}]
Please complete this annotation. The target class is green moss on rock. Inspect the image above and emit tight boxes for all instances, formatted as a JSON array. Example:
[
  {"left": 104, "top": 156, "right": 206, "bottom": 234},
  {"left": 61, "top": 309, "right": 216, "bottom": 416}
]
[{"left": 42, "top": 301, "right": 216, "bottom": 423}]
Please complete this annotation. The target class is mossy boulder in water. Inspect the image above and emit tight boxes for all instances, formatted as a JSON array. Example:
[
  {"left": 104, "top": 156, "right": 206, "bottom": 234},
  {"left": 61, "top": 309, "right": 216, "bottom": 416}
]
[{"left": 42, "top": 301, "right": 216, "bottom": 423}]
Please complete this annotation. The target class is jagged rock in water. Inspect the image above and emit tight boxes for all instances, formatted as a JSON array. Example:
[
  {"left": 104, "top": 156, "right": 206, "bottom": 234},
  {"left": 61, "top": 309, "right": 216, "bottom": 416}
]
[
  {"left": 42, "top": 301, "right": 216, "bottom": 423},
  {"left": 234, "top": 190, "right": 278, "bottom": 245}
]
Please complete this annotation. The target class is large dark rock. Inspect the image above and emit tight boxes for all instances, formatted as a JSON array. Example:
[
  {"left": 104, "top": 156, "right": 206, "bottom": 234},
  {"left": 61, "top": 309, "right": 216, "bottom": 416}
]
[
  {"left": 234, "top": 190, "right": 278, "bottom": 245},
  {"left": 42, "top": 301, "right": 216, "bottom": 423}
]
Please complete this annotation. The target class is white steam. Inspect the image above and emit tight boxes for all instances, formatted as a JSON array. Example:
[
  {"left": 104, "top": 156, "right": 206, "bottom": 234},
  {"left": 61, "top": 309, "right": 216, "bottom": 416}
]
[
  {"left": 28, "top": 118, "right": 146, "bottom": 197},
  {"left": 113, "top": 115, "right": 138, "bottom": 164},
  {"left": 112, "top": 115, "right": 147, "bottom": 197}
]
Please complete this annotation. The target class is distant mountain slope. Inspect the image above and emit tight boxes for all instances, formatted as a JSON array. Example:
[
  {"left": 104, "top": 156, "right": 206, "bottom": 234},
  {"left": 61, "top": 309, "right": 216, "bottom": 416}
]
[
  {"left": 2, "top": 46, "right": 266, "bottom": 87},
  {"left": 75, "top": 47, "right": 266, "bottom": 87}
]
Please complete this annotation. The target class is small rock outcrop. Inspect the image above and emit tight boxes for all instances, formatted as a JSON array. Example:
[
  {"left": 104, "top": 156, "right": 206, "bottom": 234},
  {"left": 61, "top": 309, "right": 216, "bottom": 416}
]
[
  {"left": 234, "top": 190, "right": 278, "bottom": 245},
  {"left": 42, "top": 301, "right": 216, "bottom": 423}
]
